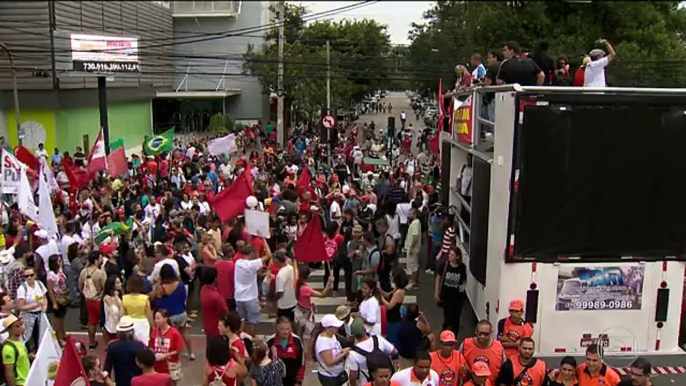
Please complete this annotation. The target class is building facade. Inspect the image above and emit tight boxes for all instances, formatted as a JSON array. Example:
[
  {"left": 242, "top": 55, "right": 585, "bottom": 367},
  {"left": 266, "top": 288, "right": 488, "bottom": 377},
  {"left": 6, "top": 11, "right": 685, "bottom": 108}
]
[
  {"left": 0, "top": 1, "right": 174, "bottom": 153},
  {"left": 153, "top": 0, "right": 271, "bottom": 132}
]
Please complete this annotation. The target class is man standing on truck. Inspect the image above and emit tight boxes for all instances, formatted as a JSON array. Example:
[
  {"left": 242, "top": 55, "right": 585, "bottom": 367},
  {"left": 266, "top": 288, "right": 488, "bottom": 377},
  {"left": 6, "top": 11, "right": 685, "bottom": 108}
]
[
  {"left": 576, "top": 344, "right": 621, "bottom": 386},
  {"left": 497, "top": 299, "right": 534, "bottom": 360},
  {"left": 584, "top": 39, "right": 616, "bottom": 88}
]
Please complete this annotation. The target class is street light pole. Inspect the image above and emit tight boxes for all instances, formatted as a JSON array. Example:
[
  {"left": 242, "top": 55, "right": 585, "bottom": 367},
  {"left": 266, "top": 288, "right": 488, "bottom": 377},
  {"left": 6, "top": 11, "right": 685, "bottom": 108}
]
[
  {"left": 0, "top": 43, "right": 22, "bottom": 144},
  {"left": 276, "top": 0, "right": 285, "bottom": 146}
]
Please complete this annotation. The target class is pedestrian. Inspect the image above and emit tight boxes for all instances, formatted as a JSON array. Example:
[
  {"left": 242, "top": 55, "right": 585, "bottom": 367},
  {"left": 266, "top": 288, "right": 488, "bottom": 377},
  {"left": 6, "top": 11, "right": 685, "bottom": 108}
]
[
  {"left": 150, "top": 309, "right": 185, "bottom": 384},
  {"left": 104, "top": 316, "right": 147, "bottom": 386},
  {"left": 16, "top": 266, "right": 47, "bottom": 353},
  {"left": 123, "top": 273, "right": 153, "bottom": 346},
  {"left": 1, "top": 315, "right": 30, "bottom": 386},
  {"left": 435, "top": 246, "right": 467, "bottom": 336},
  {"left": 102, "top": 275, "right": 124, "bottom": 345},
  {"left": 203, "top": 335, "right": 248, "bottom": 386},
  {"left": 249, "top": 338, "right": 286, "bottom": 386},
  {"left": 151, "top": 264, "right": 195, "bottom": 360},
  {"left": 46, "top": 254, "right": 70, "bottom": 344},
  {"left": 314, "top": 314, "right": 351, "bottom": 386},
  {"left": 266, "top": 317, "right": 307, "bottom": 386},
  {"left": 199, "top": 266, "right": 228, "bottom": 340},
  {"left": 79, "top": 251, "right": 107, "bottom": 350},
  {"left": 131, "top": 348, "right": 172, "bottom": 386}
]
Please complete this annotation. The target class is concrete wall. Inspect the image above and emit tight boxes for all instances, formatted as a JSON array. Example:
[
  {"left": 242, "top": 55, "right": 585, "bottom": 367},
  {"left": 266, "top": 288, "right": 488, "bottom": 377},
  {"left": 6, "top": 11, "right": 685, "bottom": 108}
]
[{"left": 170, "top": 1, "right": 270, "bottom": 121}]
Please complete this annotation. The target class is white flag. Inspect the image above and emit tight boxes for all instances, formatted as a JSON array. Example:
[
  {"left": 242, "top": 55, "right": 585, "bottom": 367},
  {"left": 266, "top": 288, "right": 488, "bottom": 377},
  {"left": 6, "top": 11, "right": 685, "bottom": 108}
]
[
  {"left": 39, "top": 162, "right": 58, "bottom": 238},
  {"left": 24, "top": 317, "right": 61, "bottom": 386},
  {"left": 0, "top": 149, "right": 24, "bottom": 194},
  {"left": 40, "top": 158, "right": 59, "bottom": 193},
  {"left": 207, "top": 134, "right": 237, "bottom": 155},
  {"left": 17, "top": 165, "right": 38, "bottom": 222}
]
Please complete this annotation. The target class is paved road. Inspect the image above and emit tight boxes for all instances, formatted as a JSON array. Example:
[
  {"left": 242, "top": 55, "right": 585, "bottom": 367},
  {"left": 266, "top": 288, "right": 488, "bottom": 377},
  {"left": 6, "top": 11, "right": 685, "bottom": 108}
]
[{"left": 57, "top": 92, "right": 684, "bottom": 385}]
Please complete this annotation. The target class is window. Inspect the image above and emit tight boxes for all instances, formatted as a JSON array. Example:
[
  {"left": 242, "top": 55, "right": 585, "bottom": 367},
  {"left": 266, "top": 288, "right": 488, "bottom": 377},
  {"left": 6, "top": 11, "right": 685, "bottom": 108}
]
[{"left": 172, "top": 1, "right": 237, "bottom": 17}]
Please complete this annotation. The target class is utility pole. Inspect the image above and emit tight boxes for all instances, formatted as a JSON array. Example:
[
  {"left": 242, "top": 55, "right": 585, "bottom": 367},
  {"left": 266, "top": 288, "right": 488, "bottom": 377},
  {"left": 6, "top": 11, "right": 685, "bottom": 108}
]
[
  {"left": 326, "top": 40, "right": 331, "bottom": 114},
  {"left": 0, "top": 43, "right": 22, "bottom": 145},
  {"left": 276, "top": 0, "right": 285, "bottom": 146},
  {"left": 326, "top": 40, "right": 332, "bottom": 165}
]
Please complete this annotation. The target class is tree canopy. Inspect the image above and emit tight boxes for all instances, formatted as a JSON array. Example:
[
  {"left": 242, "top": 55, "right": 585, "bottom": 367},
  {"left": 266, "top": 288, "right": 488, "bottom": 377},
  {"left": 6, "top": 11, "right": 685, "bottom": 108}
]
[
  {"left": 407, "top": 1, "right": 686, "bottom": 94},
  {"left": 242, "top": 4, "right": 392, "bottom": 120}
]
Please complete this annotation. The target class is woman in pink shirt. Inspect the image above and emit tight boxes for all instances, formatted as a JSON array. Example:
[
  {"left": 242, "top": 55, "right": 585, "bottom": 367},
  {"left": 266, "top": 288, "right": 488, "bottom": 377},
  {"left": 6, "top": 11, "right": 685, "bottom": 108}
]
[{"left": 294, "top": 266, "right": 334, "bottom": 359}]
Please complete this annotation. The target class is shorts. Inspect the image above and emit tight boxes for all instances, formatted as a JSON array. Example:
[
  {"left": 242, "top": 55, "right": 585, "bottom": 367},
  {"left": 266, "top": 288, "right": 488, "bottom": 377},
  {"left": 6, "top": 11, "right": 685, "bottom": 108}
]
[
  {"left": 85, "top": 300, "right": 102, "bottom": 326},
  {"left": 169, "top": 312, "right": 188, "bottom": 328},
  {"left": 277, "top": 307, "right": 295, "bottom": 322},
  {"left": 52, "top": 304, "right": 68, "bottom": 318},
  {"left": 407, "top": 251, "right": 420, "bottom": 274},
  {"left": 236, "top": 299, "right": 261, "bottom": 325}
]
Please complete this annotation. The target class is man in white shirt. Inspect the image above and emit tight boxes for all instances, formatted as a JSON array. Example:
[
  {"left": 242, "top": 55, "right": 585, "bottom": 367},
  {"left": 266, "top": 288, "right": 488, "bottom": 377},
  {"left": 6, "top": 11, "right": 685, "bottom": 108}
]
[
  {"left": 234, "top": 245, "right": 271, "bottom": 336},
  {"left": 273, "top": 252, "right": 297, "bottom": 322},
  {"left": 34, "top": 229, "right": 59, "bottom": 280},
  {"left": 148, "top": 244, "right": 180, "bottom": 283},
  {"left": 584, "top": 39, "right": 615, "bottom": 87},
  {"left": 35, "top": 143, "right": 48, "bottom": 160},
  {"left": 347, "top": 317, "right": 398, "bottom": 386},
  {"left": 144, "top": 199, "right": 161, "bottom": 223},
  {"left": 391, "top": 350, "right": 439, "bottom": 386},
  {"left": 400, "top": 111, "right": 407, "bottom": 128}
]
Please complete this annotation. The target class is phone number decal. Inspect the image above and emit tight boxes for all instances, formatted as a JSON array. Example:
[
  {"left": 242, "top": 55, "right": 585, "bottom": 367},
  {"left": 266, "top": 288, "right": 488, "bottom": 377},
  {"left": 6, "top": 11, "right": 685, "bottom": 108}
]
[
  {"left": 570, "top": 300, "right": 633, "bottom": 310},
  {"left": 74, "top": 61, "right": 140, "bottom": 73}
]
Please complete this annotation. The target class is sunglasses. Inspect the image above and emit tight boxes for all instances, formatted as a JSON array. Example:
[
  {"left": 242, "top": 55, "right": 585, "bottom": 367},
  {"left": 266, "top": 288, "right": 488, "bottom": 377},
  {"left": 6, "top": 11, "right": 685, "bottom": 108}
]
[{"left": 24, "top": 273, "right": 35, "bottom": 278}]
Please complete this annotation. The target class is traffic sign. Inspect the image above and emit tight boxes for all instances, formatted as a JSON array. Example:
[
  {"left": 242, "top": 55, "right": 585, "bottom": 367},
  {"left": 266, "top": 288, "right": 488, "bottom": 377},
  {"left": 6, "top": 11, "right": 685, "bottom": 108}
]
[{"left": 321, "top": 115, "right": 336, "bottom": 129}]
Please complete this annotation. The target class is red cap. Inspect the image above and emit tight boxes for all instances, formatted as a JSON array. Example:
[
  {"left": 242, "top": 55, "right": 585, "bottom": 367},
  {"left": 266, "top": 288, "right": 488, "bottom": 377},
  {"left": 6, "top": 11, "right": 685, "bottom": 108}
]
[
  {"left": 509, "top": 299, "right": 525, "bottom": 311},
  {"left": 439, "top": 330, "right": 456, "bottom": 343},
  {"left": 472, "top": 362, "right": 492, "bottom": 377},
  {"left": 360, "top": 195, "right": 371, "bottom": 203}
]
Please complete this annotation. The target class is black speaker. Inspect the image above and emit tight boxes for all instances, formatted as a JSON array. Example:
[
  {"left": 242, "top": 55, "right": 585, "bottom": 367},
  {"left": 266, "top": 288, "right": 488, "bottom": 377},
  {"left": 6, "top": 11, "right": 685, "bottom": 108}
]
[
  {"left": 655, "top": 288, "right": 670, "bottom": 322},
  {"left": 525, "top": 289, "right": 539, "bottom": 324}
]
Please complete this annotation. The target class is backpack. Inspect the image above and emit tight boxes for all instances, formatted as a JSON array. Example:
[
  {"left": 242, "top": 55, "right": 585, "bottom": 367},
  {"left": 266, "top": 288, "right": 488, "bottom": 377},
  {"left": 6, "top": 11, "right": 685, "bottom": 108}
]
[
  {"left": 0, "top": 340, "right": 20, "bottom": 384},
  {"left": 366, "top": 248, "right": 383, "bottom": 274},
  {"left": 208, "top": 363, "right": 230, "bottom": 386},
  {"left": 82, "top": 268, "right": 98, "bottom": 300},
  {"left": 350, "top": 336, "right": 395, "bottom": 381}
]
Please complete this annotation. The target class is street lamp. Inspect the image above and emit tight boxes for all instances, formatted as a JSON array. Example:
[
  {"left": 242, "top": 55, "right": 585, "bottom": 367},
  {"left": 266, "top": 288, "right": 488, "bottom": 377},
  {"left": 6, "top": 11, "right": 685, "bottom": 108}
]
[{"left": 0, "top": 43, "right": 22, "bottom": 142}]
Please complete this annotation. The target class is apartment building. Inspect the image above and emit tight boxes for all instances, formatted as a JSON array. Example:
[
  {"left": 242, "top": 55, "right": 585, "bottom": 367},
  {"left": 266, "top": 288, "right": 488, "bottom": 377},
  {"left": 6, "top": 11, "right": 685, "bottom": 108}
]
[{"left": 152, "top": 1, "right": 271, "bottom": 132}]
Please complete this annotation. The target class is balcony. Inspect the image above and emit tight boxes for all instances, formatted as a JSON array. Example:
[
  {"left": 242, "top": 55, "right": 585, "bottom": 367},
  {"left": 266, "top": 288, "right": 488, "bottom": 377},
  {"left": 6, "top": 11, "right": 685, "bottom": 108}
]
[{"left": 172, "top": 1, "right": 238, "bottom": 18}]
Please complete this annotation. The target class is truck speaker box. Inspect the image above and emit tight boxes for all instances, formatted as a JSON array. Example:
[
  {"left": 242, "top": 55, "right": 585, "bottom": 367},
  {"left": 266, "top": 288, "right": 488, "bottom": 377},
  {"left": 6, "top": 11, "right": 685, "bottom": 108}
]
[
  {"left": 320, "top": 126, "right": 329, "bottom": 142},
  {"left": 525, "top": 289, "right": 539, "bottom": 324},
  {"left": 655, "top": 288, "right": 670, "bottom": 322}
]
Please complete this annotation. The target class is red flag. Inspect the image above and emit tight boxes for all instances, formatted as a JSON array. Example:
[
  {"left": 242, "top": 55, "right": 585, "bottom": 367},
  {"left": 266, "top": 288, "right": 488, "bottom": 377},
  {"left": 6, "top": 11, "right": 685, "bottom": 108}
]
[
  {"left": 107, "top": 147, "right": 127, "bottom": 177},
  {"left": 210, "top": 167, "right": 253, "bottom": 222},
  {"left": 293, "top": 213, "right": 328, "bottom": 263},
  {"left": 428, "top": 136, "right": 440, "bottom": 154},
  {"left": 54, "top": 336, "right": 90, "bottom": 386},
  {"left": 87, "top": 128, "right": 107, "bottom": 175},
  {"left": 15, "top": 146, "right": 39, "bottom": 171},
  {"left": 62, "top": 159, "right": 88, "bottom": 190}
]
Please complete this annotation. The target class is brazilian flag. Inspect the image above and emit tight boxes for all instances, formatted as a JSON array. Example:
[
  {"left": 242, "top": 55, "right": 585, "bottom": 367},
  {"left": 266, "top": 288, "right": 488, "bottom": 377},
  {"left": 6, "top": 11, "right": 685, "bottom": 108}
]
[
  {"left": 94, "top": 217, "right": 134, "bottom": 246},
  {"left": 144, "top": 127, "right": 175, "bottom": 155}
]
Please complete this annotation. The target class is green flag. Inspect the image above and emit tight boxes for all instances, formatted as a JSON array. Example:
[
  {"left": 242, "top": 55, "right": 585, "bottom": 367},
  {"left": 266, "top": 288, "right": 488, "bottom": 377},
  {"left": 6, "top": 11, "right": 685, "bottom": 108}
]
[
  {"left": 144, "top": 127, "right": 175, "bottom": 155},
  {"left": 110, "top": 138, "right": 125, "bottom": 151},
  {"left": 94, "top": 217, "right": 133, "bottom": 246}
]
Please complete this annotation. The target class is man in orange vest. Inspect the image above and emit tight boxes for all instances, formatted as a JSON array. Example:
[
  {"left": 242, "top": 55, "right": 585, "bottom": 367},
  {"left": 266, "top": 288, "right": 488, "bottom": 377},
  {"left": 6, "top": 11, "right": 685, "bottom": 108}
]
[
  {"left": 497, "top": 299, "right": 533, "bottom": 359},
  {"left": 576, "top": 344, "right": 621, "bottom": 386},
  {"left": 430, "top": 331, "right": 468, "bottom": 386},
  {"left": 495, "top": 338, "right": 547, "bottom": 386},
  {"left": 459, "top": 320, "right": 505, "bottom": 386}
]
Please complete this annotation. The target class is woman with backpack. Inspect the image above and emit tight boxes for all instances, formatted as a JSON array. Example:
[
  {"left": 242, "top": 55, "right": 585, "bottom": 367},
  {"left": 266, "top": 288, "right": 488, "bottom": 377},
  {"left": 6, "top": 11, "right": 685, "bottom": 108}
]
[
  {"left": 16, "top": 266, "right": 47, "bottom": 352},
  {"left": 202, "top": 335, "right": 248, "bottom": 386}
]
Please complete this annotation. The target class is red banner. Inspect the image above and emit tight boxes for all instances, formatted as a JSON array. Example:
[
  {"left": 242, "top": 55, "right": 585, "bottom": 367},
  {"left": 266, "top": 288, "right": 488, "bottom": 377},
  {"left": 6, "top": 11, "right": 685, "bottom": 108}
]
[{"left": 454, "top": 96, "right": 474, "bottom": 145}]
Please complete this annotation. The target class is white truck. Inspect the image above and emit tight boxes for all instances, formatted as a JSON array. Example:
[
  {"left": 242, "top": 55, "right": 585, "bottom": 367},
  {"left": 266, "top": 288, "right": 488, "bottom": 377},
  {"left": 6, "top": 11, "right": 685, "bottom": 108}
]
[{"left": 443, "top": 85, "right": 686, "bottom": 361}]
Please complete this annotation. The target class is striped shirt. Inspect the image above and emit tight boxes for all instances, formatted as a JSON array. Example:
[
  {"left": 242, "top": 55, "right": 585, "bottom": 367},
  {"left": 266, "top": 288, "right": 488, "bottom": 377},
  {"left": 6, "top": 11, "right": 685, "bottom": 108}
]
[{"left": 441, "top": 226, "right": 456, "bottom": 253}]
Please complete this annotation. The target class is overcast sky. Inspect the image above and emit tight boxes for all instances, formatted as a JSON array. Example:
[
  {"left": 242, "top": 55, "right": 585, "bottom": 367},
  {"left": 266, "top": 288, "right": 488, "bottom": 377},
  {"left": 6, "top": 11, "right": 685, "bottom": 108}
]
[{"left": 291, "top": 1, "right": 434, "bottom": 45}]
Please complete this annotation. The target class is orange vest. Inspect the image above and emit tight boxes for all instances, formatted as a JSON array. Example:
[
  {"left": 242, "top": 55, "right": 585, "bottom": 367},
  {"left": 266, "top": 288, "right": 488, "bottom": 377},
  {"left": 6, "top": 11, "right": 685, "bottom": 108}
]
[
  {"left": 430, "top": 350, "right": 466, "bottom": 386},
  {"left": 461, "top": 338, "right": 504, "bottom": 385},
  {"left": 501, "top": 318, "right": 534, "bottom": 359},
  {"left": 363, "top": 382, "right": 401, "bottom": 386},
  {"left": 464, "top": 380, "right": 493, "bottom": 386},
  {"left": 511, "top": 358, "right": 546, "bottom": 386},
  {"left": 576, "top": 364, "right": 621, "bottom": 386}
]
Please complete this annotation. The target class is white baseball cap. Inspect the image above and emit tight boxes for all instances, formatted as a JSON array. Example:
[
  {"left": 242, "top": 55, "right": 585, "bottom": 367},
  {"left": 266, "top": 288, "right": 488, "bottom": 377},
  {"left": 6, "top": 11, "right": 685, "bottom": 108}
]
[
  {"left": 33, "top": 229, "right": 48, "bottom": 239},
  {"left": 321, "top": 314, "right": 344, "bottom": 329}
]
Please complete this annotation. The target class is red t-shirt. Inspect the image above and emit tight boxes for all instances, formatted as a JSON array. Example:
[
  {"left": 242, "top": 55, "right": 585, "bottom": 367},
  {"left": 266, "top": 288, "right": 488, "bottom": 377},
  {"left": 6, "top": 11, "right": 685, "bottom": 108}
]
[
  {"left": 250, "top": 237, "right": 265, "bottom": 257},
  {"left": 159, "top": 159, "right": 169, "bottom": 178},
  {"left": 230, "top": 338, "right": 246, "bottom": 362},
  {"left": 146, "top": 161, "right": 158, "bottom": 176},
  {"left": 200, "top": 285, "right": 228, "bottom": 337},
  {"left": 131, "top": 373, "right": 172, "bottom": 386},
  {"left": 232, "top": 252, "right": 246, "bottom": 262},
  {"left": 150, "top": 326, "right": 185, "bottom": 374},
  {"left": 216, "top": 260, "right": 235, "bottom": 300}
]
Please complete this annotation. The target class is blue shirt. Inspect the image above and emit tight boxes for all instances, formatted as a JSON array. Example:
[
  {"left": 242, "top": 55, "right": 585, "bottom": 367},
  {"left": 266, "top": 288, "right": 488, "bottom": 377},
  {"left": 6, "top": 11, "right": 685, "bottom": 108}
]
[
  {"left": 430, "top": 215, "right": 443, "bottom": 242},
  {"left": 104, "top": 338, "right": 145, "bottom": 386},
  {"left": 51, "top": 154, "right": 62, "bottom": 164}
]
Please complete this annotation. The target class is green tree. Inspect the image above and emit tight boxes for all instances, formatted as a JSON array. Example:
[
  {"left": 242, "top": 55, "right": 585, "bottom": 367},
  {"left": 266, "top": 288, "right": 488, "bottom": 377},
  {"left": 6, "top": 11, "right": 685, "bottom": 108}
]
[
  {"left": 407, "top": 1, "right": 686, "bottom": 93},
  {"left": 243, "top": 4, "right": 392, "bottom": 120}
]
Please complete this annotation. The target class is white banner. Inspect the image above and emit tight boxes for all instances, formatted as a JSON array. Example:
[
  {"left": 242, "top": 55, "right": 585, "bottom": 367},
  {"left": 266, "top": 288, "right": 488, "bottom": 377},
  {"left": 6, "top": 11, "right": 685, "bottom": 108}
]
[
  {"left": 207, "top": 134, "right": 237, "bottom": 155},
  {"left": 25, "top": 316, "right": 61, "bottom": 386},
  {"left": 245, "top": 209, "right": 270, "bottom": 239},
  {"left": 39, "top": 163, "right": 59, "bottom": 238},
  {"left": 1, "top": 149, "right": 24, "bottom": 194},
  {"left": 18, "top": 166, "right": 38, "bottom": 222}
]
